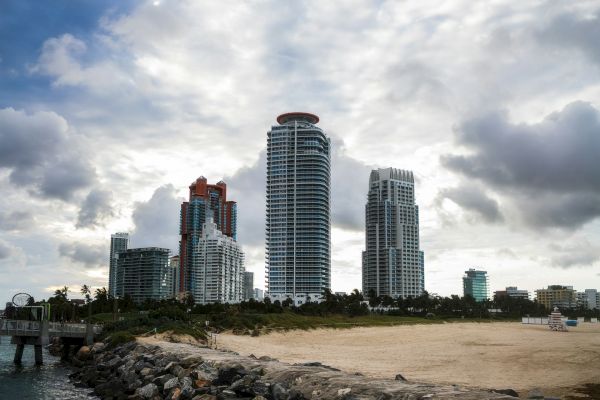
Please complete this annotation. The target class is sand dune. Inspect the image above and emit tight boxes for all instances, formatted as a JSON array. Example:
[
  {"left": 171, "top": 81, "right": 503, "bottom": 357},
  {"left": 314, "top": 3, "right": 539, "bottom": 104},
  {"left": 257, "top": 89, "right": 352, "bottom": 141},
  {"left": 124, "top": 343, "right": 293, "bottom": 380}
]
[{"left": 219, "top": 322, "right": 600, "bottom": 396}]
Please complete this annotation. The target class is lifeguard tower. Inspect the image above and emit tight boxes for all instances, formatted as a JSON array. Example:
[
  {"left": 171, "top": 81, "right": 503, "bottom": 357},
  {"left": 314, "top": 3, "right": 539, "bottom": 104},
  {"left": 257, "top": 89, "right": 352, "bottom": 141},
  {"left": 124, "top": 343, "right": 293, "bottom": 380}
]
[{"left": 548, "top": 307, "right": 567, "bottom": 332}]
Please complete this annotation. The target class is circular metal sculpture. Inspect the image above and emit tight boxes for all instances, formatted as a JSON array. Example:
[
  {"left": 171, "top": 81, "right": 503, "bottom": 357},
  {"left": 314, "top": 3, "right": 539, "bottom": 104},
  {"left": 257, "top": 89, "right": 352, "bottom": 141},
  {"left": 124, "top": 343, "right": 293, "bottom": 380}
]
[{"left": 12, "top": 292, "right": 32, "bottom": 307}]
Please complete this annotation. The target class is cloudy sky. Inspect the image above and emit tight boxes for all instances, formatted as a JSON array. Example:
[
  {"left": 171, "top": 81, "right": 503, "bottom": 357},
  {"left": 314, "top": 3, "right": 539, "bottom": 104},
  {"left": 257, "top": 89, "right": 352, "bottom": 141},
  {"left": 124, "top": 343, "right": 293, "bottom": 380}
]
[{"left": 1, "top": 0, "right": 599, "bottom": 304}]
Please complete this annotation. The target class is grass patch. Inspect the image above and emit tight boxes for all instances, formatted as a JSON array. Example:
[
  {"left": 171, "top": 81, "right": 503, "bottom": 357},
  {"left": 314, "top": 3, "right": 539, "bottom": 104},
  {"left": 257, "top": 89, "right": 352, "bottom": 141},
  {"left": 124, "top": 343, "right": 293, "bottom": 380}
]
[
  {"left": 194, "top": 312, "right": 448, "bottom": 334},
  {"left": 99, "top": 316, "right": 206, "bottom": 342}
]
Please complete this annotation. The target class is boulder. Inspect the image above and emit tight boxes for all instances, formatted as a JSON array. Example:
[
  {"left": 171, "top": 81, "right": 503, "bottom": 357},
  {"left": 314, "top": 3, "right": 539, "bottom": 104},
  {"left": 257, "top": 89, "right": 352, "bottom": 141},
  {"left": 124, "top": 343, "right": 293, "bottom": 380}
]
[
  {"left": 164, "top": 377, "right": 180, "bottom": 392},
  {"left": 194, "top": 378, "right": 211, "bottom": 389},
  {"left": 192, "top": 395, "right": 217, "bottom": 400},
  {"left": 527, "top": 388, "right": 544, "bottom": 399},
  {"left": 91, "top": 342, "right": 106, "bottom": 353},
  {"left": 192, "top": 365, "right": 218, "bottom": 382},
  {"left": 182, "top": 355, "right": 204, "bottom": 368},
  {"left": 168, "top": 387, "right": 182, "bottom": 400},
  {"left": 105, "top": 355, "right": 124, "bottom": 370},
  {"left": 271, "top": 382, "right": 289, "bottom": 400},
  {"left": 154, "top": 373, "right": 176, "bottom": 387},
  {"left": 229, "top": 374, "right": 258, "bottom": 393},
  {"left": 492, "top": 389, "right": 519, "bottom": 398},
  {"left": 251, "top": 380, "right": 271, "bottom": 397},
  {"left": 76, "top": 346, "right": 91, "bottom": 361},
  {"left": 134, "top": 360, "right": 147, "bottom": 373},
  {"left": 221, "top": 389, "right": 237, "bottom": 397},
  {"left": 137, "top": 383, "right": 159, "bottom": 399},
  {"left": 95, "top": 378, "right": 125, "bottom": 399},
  {"left": 171, "top": 364, "right": 186, "bottom": 379},
  {"left": 394, "top": 374, "right": 407, "bottom": 382}
]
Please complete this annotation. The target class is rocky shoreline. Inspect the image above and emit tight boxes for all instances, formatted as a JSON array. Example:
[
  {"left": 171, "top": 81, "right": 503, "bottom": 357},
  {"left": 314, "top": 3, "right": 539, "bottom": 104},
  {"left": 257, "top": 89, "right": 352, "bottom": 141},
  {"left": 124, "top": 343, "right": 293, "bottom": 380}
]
[{"left": 60, "top": 339, "right": 557, "bottom": 399}]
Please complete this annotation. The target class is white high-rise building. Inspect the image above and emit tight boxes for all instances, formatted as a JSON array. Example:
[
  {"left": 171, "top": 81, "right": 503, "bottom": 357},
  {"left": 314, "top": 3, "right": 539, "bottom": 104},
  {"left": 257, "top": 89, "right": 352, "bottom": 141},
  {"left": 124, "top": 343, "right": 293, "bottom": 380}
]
[
  {"left": 191, "top": 218, "right": 245, "bottom": 304},
  {"left": 578, "top": 289, "right": 600, "bottom": 310},
  {"left": 362, "top": 168, "right": 424, "bottom": 298},
  {"left": 265, "top": 112, "right": 331, "bottom": 298},
  {"left": 108, "top": 232, "right": 129, "bottom": 297}
]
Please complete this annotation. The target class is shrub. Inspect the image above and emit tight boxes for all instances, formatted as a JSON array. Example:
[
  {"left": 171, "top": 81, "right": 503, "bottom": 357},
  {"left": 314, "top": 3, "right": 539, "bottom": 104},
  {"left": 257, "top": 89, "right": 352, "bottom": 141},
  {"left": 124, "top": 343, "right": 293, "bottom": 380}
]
[{"left": 107, "top": 331, "right": 135, "bottom": 348}]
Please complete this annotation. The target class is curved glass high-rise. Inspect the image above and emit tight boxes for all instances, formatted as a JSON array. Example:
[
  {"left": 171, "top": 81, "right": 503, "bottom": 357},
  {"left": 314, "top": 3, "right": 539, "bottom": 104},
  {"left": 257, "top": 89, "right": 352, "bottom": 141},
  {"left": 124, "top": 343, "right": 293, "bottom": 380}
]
[{"left": 266, "top": 112, "right": 331, "bottom": 297}]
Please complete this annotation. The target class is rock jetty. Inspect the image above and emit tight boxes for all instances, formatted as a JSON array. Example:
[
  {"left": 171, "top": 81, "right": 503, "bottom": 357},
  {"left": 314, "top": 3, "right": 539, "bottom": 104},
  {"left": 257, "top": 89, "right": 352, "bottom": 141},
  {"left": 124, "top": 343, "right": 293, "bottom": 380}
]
[{"left": 67, "top": 340, "right": 528, "bottom": 399}]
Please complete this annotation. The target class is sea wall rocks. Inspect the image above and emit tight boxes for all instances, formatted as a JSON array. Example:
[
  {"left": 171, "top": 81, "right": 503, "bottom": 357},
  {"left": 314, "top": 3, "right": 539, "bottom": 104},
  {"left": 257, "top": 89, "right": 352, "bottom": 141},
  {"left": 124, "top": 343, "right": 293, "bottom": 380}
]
[{"left": 68, "top": 340, "right": 521, "bottom": 400}]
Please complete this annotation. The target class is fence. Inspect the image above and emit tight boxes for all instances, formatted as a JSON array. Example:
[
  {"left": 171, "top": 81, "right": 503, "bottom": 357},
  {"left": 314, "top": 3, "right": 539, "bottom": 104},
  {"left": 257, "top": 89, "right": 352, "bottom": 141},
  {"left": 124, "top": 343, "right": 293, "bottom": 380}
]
[
  {"left": 0, "top": 320, "right": 41, "bottom": 335},
  {"left": 0, "top": 320, "right": 102, "bottom": 337},
  {"left": 521, "top": 317, "right": 553, "bottom": 325}
]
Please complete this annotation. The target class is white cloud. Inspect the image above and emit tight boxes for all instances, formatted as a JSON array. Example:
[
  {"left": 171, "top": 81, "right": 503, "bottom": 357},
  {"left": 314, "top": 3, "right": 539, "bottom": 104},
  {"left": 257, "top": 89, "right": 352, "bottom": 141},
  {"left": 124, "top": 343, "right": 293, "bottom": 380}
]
[{"left": 2, "top": 0, "right": 600, "bottom": 303}]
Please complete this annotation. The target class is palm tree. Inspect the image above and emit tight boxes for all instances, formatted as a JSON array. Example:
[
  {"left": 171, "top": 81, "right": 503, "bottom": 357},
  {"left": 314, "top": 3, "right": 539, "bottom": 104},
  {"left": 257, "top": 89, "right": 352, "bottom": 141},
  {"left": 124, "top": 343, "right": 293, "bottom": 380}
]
[
  {"left": 81, "top": 284, "right": 92, "bottom": 319},
  {"left": 81, "top": 285, "right": 92, "bottom": 303},
  {"left": 54, "top": 286, "right": 69, "bottom": 301}
]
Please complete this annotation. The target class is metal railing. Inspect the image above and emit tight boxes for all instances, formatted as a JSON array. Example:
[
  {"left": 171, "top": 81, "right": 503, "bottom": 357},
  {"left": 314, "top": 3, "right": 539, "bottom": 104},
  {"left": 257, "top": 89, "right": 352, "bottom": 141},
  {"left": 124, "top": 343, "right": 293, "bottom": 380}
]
[
  {"left": 1, "top": 320, "right": 102, "bottom": 337},
  {"left": 0, "top": 320, "right": 41, "bottom": 335},
  {"left": 49, "top": 322, "right": 87, "bottom": 334}
]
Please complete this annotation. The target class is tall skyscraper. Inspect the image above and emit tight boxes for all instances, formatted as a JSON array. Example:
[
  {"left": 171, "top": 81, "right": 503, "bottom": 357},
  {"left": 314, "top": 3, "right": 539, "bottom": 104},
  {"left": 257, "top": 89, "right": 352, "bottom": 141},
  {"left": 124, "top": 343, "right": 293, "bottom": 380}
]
[
  {"left": 191, "top": 218, "right": 245, "bottom": 304},
  {"left": 463, "top": 268, "right": 489, "bottom": 302},
  {"left": 116, "top": 247, "right": 171, "bottom": 303},
  {"left": 243, "top": 271, "right": 254, "bottom": 300},
  {"left": 108, "top": 232, "right": 129, "bottom": 297},
  {"left": 179, "top": 177, "right": 237, "bottom": 293},
  {"left": 265, "top": 112, "right": 331, "bottom": 298},
  {"left": 362, "top": 168, "right": 425, "bottom": 299},
  {"left": 170, "top": 255, "right": 180, "bottom": 298}
]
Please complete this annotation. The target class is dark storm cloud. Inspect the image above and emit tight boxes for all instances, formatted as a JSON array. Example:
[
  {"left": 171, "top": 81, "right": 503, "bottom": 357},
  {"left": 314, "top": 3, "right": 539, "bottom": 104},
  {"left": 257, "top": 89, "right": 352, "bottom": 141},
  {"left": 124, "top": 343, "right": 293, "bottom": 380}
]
[
  {"left": 537, "top": 9, "right": 600, "bottom": 65},
  {"left": 0, "top": 108, "right": 96, "bottom": 200},
  {"left": 437, "top": 185, "right": 503, "bottom": 223},
  {"left": 130, "top": 184, "right": 181, "bottom": 252},
  {"left": 549, "top": 242, "right": 600, "bottom": 269},
  {"left": 441, "top": 101, "right": 600, "bottom": 229},
  {"left": 58, "top": 242, "right": 105, "bottom": 268},
  {"left": 76, "top": 189, "right": 114, "bottom": 229},
  {"left": 0, "top": 211, "right": 34, "bottom": 231},
  {"left": 518, "top": 191, "right": 600, "bottom": 229},
  {"left": 552, "top": 252, "right": 599, "bottom": 269}
]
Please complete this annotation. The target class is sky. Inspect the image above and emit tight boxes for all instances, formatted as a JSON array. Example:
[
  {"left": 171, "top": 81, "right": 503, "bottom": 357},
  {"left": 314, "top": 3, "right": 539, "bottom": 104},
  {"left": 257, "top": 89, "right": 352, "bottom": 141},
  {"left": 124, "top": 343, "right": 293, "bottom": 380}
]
[{"left": 1, "top": 0, "right": 599, "bottom": 305}]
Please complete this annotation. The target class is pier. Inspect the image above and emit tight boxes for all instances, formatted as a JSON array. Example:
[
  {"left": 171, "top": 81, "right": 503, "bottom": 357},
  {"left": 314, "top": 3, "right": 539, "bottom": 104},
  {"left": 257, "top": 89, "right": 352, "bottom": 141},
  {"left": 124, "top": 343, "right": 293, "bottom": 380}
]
[{"left": 0, "top": 319, "right": 101, "bottom": 365}]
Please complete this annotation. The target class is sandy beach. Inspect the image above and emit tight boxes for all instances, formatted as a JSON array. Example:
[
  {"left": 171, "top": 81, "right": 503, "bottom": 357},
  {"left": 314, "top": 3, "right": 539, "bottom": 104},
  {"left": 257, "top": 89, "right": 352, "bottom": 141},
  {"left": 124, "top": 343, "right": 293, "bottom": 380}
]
[{"left": 218, "top": 322, "right": 600, "bottom": 396}]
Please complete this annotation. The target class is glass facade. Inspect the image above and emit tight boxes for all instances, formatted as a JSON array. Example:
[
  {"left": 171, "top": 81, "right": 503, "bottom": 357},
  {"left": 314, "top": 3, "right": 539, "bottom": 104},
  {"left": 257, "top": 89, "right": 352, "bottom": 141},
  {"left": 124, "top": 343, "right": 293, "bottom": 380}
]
[
  {"left": 116, "top": 247, "right": 171, "bottom": 303},
  {"left": 362, "top": 168, "right": 425, "bottom": 298},
  {"left": 463, "top": 268, "right": 489, "bottom": 302},
  {"left": 266, "top": 113, "right": 331, "bottom": 296},
  {"left": 108, "top": 232, "right": 129, "bottom": 297}
]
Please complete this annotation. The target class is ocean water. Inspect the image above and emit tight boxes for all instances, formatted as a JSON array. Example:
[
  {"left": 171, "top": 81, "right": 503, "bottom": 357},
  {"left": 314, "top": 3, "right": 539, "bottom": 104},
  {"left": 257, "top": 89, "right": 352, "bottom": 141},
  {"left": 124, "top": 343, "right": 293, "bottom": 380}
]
[{"left": 0, "top": 336, "right": 97, "bottom": 399}]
